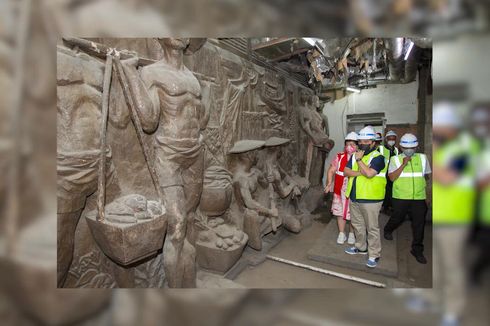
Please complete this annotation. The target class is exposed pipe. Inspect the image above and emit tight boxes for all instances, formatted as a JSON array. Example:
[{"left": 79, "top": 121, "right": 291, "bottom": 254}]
[
  {"left": 266, "top": 255, "right": 387, "bottom": 288},
  {"left": 384, "top": 38, "right": 404, "bottom": 82},
  {"left": 372, "top": 38, "right": 377, "bottom": 71},
  {"left": 403, "top": 45, "right": 420, "bottom": 83}
]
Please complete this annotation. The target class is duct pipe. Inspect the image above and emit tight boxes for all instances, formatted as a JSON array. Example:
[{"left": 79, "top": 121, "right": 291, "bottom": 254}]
[
  {"left": 403, "top": 45, "right": 420, "bottom": 83},
  {"left": 385, "top": 38, "right": 404, "bottom": 81}
]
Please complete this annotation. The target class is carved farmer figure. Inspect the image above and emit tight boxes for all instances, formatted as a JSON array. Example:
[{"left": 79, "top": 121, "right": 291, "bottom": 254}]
[
  {"left": 312, "top": 94, "right": 330, "bottom": 138},
  {"left": 261, "top": 137, "right": 309, "bottom": 232},
  {"left": 298, "top": 90, "right": 333, "bottom": 149},
  {"left": 120, "top": 38, "right": 209, "bottom": 288},
  {"left": 57, "top": 46, "right": 116, "bottom": 287},
  {"left": 228, "top": 140, "right": 277, "bottom": 250}
]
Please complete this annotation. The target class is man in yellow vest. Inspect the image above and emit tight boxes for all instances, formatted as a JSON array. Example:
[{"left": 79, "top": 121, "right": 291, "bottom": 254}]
[
  {"left": 344, "top": 126, "right": 387, "bottom": 268},
  {"left": 431, "top": 102, "right": 477, "bottom": 326},
  {"left": 379, "top": 130, "right": 400, "bottom": 213},
  {"left": 383, "top": 133, "right": 431, "bottom": 264},
  {"left": 378, "top": 130, "right": 400, "bottom": 159}
]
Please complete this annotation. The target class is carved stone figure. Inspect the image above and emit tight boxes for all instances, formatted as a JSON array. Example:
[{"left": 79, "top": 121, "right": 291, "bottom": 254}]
[
  {"left": 258, "top": 73, "right": 286, "bottom": 136},
  {"left": 56, "top": 45, "right": 117, "bottom": 287},
  {"left": 55, "top": 38, "right": 326, "bottom": 288},
  {"left": 313, "top": 95, "right": 330, "bottom": 137},
  {"left": 298, "top": 90, "right": 334, "bottom": 182},
  {"left": 298, "top": 90, "right": 333, "bottom": 149},
  {"left": 120, "top": 38, "right": 208, "bottom": 288},
  {"left": 260, "top": 137, "right": 310, "bottom": 231},
  {"left": 219, "top": 59, "right": 259, "bottom": 154},
  {"left": 228, "top": 140, "right": 278, "bottom": 250},
  {"left": 194, "top": 166, "right": 248, "bottom": 273}
]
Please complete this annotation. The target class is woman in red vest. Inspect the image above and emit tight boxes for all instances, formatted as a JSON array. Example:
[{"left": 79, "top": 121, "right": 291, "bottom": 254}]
[{"left": 325, "top": 132, "right": 358, "bottom": 244}]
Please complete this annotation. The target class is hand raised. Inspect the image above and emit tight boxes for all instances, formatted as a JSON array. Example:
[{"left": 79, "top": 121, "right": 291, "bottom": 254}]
[
  {"left": 355, "top": 150, "right": 364, "bottom": 160},
  {"left": 402, "top": 156, "right": 412, "bottom": 165}
]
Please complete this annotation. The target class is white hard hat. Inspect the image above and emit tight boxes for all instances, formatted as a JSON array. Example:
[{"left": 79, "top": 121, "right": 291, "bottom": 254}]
[
  {"left": 433, "top": 102, "right": 461, "bottom": 128},
  {"left": 345, "top": 132, "right": 358, "bottom": 141},
  {"left": 357, "top": 126, "right": 376, "bottom": 140},
  {"left": 375, "top": 133, "right": 383, "bottom": 141},
  {"left": 385, "top": 130, "right": 397, "bottom": 138},
  {"left": 400, "top": 133, "right": 418, "bottom": 148}
]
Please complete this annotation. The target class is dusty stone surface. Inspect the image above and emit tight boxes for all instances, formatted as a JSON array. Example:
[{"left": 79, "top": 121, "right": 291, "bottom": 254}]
[{"left": 57, "top": 38, "right": 331, "bottom": 288}]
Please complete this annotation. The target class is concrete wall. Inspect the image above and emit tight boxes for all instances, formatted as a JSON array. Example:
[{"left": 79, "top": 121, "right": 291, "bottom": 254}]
[{"left": 322, "top": 81, "right": 419, "bottom": 184}]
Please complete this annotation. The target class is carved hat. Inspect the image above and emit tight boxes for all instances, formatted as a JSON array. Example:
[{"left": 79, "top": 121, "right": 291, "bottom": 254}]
[
  {"left": 264, "top": 137, "right": 291, "bottom": 147},
  {"left": 228, "top": 140, "right": 265, "bottom": 154}
]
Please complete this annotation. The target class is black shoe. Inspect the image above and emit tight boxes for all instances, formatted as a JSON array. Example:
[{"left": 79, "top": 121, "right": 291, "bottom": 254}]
[
  {"left": 410, "top": 250, "right": 427, "bottom": 264},
  {"left": 384, "top": 232, "right": 393, "bottom": 241}
]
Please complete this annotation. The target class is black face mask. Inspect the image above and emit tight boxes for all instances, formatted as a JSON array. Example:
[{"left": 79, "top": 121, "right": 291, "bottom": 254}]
[{"left": 358, "top": 144, "right": 372, "bottom": 152}]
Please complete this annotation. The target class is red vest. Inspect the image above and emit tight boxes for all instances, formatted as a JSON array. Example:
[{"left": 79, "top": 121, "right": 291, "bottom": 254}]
[{"left": 334, "top": 152, "right": 349, "bottom": 195}]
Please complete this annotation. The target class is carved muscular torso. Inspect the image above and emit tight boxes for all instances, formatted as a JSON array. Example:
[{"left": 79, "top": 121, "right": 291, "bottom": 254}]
[
  {"left": 57, "top": 47, "right": 104, "bottom": 153},
  {"left": 141, "top": 62, "right": 202, "bottom": 139},
  {"left": 310, "top": 110, "right": 325, "bottom": 134}
]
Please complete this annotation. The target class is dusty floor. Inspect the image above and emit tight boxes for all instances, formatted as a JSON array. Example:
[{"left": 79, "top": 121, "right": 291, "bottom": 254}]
[{"left": 234, "top": 205, "right": 433, "bottom": 288}]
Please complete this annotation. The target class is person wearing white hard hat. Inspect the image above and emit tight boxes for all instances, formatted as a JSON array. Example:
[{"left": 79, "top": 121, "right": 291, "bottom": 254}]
[
  {"left": 383, "top": 133, "right": 431, "bottom": 265},
  {"left": 324, "top": 132, "right": 358, "bottom": 245},
  {"left": 428, "top": 102, "right": 478, "bottom": 326},
  {"left": 378, "top": 130, "right": 400, "bottom": 213},
  {"left": 378, "top": 130, "right": 400, "bottom": 160},
  {"left": 343, "top": 126, "right": 387, "bottom": 268}
]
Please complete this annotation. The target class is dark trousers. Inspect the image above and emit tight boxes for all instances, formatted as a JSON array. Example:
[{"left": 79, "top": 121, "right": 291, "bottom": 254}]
[
  {"left": 383, "top": 179, "right": 393, "bottom": 209},
  {"left": 384, "top": 198, "right": 427, "bottom": 254},
  {"left": 471, "top": 227, "right": 490, "bottom": 284}
]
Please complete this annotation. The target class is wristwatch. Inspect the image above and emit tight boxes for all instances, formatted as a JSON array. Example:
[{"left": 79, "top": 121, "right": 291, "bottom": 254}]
[{"left": 356, "top": 157, "right": 362, "bottom": 162}]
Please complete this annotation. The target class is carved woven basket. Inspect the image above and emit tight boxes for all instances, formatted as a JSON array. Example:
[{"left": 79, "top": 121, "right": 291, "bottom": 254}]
[
  {"left": 195, "top": 233, "right": 248, "bottom": 274},
  {"left": 86, "top": 212, "right": 167, "bottom": 266}
]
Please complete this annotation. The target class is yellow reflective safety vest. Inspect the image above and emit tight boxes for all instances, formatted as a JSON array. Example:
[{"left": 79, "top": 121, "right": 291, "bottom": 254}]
[
  {"left": 433, "top": 133, "right": 478, "bottom": 225},
  {"left": 378, "top": 145, "right": 399, "bottom": 162},
  {"left": 345, "top": 150, "right": 387, "bottom": 200},
  {"left": 391, "top": 153, "right": 428, "bottom": 200}
]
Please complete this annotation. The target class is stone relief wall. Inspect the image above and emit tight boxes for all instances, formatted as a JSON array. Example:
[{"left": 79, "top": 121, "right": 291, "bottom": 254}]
[{"left": 57, "top": 38, "right": 333, "bottom": 288}]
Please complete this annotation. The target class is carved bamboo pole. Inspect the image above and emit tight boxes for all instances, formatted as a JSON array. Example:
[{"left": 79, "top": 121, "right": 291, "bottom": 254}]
[
  {"left": 96, "top": 54, "right": 113, "bottom": 222},
  {"left": 62, "top": 37, "right": 155, "bottom": 66}
]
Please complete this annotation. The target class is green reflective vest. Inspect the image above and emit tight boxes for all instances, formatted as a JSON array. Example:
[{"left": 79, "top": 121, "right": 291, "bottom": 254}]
[
  {"left": 433, "top": 133, "right": 478, "bottom": 225},
  {"left": 345, "top": 150, "right": 387, "bottom": 200},
  {"left": 391, "top": 153, "right": 428, "bottom": 200},
  {"left": 378, "top": 145, "right": 399, "bottom": 162}
]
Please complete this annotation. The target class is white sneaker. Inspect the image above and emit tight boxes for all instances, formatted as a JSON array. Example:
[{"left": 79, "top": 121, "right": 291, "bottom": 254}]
[
  {"left": 347, "top": 232, "right": 356, "bottom": 245},
  {"left": 336, "top": 232, "right": 347, "bottom": 244}
]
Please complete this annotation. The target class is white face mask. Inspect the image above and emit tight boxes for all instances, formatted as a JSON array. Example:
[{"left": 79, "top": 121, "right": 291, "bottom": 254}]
[
  {"left": 387, "top": 140, "right": 396, "bottom": 147},
  {"left": 403, "top": 148, "right": 416, "bottom": 157}
]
